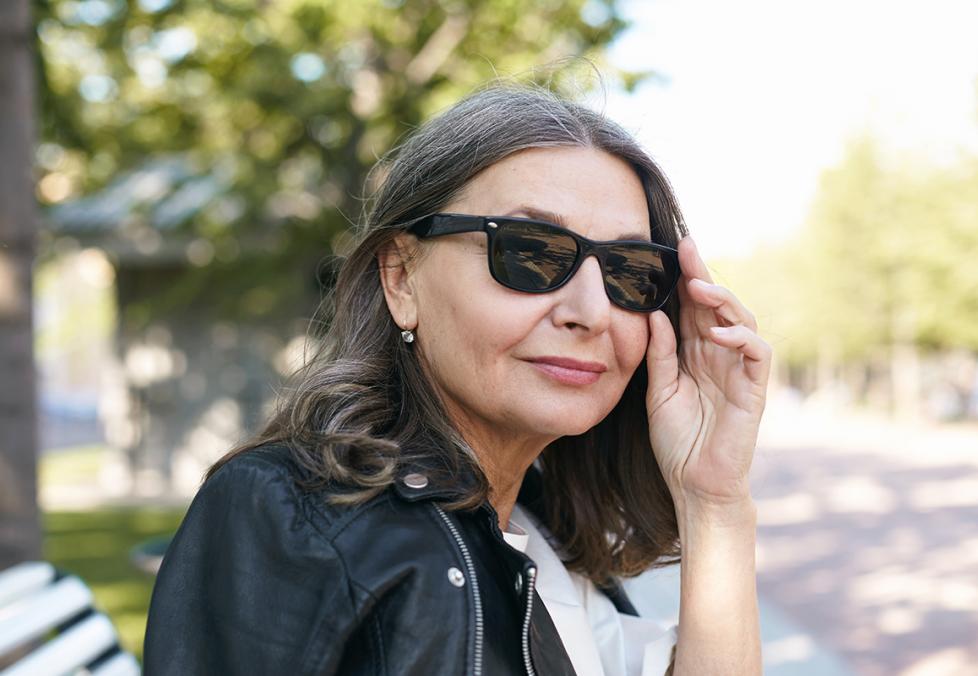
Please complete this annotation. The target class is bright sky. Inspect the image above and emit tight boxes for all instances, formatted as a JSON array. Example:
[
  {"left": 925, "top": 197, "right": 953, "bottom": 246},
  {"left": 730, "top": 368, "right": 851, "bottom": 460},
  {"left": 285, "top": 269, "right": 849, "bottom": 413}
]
[{"left": 603, "top": 0, "right": 978, "bottom": 259}]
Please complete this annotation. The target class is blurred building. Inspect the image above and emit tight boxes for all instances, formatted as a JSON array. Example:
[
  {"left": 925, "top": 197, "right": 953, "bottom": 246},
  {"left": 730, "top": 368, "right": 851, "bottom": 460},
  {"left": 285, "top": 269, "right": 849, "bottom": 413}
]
[{"left": 44, "top": 155, "right": 314, "bottom": 497}]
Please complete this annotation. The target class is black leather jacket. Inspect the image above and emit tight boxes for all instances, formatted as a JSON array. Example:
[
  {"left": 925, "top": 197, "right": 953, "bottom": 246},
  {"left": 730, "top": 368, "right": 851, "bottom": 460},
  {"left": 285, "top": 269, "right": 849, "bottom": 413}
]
[{"left": 143, "top": 444, "right": 639, "bottom": 675}]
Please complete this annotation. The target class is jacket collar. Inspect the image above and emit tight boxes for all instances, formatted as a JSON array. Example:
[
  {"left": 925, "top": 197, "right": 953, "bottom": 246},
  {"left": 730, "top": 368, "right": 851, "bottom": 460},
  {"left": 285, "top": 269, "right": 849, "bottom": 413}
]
[
  {"left": 391, "top": 452, "right": 481, "bottom": 503},
  {"left": 392, "top": 453, "right": 640, "bottom": 617},
  {"left": 392, "top": 453, "right": 547, "bottom": 512}
]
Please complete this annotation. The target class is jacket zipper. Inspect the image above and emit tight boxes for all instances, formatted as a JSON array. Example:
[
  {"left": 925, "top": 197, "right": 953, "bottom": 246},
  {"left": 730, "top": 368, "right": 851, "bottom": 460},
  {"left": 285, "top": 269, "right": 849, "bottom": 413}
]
[
  {"left": 520, "top": 565, "right": 538, "bottom": 676},
  {"left": 433, "top": 504, "right": 484, "bottom": 676}
]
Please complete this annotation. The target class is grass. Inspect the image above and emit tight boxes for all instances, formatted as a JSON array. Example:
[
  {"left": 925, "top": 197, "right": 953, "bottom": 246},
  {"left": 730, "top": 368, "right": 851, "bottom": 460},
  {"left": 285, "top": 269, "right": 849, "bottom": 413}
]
[{"left": 40, "top": 446, "right": 188, "bottom": 661}]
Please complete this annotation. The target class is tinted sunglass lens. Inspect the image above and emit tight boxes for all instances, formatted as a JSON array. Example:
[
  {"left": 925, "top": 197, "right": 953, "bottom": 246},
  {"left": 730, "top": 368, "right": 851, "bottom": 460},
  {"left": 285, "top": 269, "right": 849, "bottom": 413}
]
[
  {"left": 491, "top": 222, "right": 578, "bottom": 291},
  {"left": 602, "top": 245, "right": 677, "bottom": 311}
]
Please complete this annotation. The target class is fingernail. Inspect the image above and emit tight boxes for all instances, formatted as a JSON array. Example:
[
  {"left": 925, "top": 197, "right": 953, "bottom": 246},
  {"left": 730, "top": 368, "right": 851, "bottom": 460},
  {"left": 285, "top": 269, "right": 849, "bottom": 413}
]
[{"left": 711, "top": 326, "right": 731, "bottom": 334}]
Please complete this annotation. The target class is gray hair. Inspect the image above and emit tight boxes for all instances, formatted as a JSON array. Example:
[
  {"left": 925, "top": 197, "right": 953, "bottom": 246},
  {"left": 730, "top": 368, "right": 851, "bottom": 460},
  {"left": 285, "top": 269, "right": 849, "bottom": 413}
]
[{"left": 368, "top": 83, "right": 684, "bottom": 243}]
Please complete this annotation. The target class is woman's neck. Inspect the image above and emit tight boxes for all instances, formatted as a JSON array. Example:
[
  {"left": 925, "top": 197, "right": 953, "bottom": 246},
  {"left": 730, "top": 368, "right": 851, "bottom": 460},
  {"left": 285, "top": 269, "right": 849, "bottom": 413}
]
[
  {"left": 440, "top": 398, "right": 556, "bottom": 531},
  {"left": 471, "top": 435, "right": 551, "bottom": 531}
]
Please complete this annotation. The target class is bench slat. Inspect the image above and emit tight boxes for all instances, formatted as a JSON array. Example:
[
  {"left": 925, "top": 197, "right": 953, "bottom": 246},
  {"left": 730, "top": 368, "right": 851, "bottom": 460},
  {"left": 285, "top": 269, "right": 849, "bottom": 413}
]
[
  {"left": 0, "top": 577, "right": 92, "bottom": 656},
  {"left": 0, "top": 562, "right": 55, "bottom": 609},
  {"left": 0, "top": 561, "right": 140, "bottom": 675},
  {"left": 0, "top": 613, "right": 118, "bottom": 676},
  {"left": 91, "top": 651, "right": 141, "bottom": 676}
]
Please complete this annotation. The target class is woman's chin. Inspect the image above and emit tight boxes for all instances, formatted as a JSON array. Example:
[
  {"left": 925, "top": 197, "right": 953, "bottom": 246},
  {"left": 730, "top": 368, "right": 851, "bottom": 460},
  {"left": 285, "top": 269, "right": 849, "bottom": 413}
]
[{"left": 523, "top": 413, "right": 604, "bottom": 440}]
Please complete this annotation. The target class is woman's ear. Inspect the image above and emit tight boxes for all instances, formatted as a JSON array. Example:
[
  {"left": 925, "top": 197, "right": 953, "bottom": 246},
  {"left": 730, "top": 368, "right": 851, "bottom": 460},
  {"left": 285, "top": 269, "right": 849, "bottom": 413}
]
[{"left": 377, "top": 233, "right": 421, "bottom": 330}]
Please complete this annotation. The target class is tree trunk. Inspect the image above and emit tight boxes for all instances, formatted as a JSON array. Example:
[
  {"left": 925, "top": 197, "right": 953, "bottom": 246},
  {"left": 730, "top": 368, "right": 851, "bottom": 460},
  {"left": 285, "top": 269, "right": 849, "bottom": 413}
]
[
  {"left": 891, "top": 307, "right": 920, "bottom": 422},
  {"left": 0, "top": 0, "right": 41, "bottom": 570}
]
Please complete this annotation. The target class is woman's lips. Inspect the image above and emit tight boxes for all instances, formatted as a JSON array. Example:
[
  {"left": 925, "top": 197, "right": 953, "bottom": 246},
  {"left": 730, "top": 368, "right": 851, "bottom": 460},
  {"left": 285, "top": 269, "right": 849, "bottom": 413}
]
[{"left": 527, "top": 359, "right": 604, "bottom": 385}]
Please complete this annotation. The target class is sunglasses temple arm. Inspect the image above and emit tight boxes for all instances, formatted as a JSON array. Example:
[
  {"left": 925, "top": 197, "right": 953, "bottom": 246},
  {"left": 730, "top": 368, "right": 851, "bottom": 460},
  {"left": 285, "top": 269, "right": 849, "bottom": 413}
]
[{"left": 425, "top": 214, "right": 485, "bottom": 236}]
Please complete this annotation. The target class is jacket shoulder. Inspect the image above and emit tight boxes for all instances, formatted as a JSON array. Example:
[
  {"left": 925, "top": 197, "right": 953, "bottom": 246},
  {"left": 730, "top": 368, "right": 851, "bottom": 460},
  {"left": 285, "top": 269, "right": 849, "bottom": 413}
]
[
  {"left": 145, "top": 444, "right": 375, "bottom": 674},
  {"left": 213, "top": 444, "right": 464, "bottom": 583},
  {"left": 213, "top": 442, "right": 388, "bottom": 535}
]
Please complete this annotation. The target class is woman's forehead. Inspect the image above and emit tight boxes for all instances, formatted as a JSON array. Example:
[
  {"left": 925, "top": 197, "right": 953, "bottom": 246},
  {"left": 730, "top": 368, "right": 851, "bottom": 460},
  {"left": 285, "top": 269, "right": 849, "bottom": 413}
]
[
  {"left": 452, "top": 147, "right": 651, "bottom": 239},
  {"left": 503, "top": 204, "right": 651, "bottom": 242}
]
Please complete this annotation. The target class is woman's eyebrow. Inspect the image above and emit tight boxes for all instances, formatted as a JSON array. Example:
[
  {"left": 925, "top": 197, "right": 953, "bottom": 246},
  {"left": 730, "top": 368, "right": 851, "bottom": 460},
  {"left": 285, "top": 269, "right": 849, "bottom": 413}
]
[
  {"left": 503, "top": 205, "right": 650, "bottom": 241},
  {"left": 504, "top": 205, "right": 567, "bottom": 226}
]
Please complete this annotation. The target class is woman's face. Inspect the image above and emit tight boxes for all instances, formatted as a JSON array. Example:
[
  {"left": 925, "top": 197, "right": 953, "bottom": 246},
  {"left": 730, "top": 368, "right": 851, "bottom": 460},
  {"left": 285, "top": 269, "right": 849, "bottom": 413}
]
[{"left": 390, "top": 146, "right": 652, "bottom": 449}]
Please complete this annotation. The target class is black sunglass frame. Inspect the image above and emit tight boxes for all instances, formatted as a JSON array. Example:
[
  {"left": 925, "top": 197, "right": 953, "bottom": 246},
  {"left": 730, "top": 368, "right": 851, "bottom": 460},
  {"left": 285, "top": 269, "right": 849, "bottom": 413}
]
[{"left": 406, "top": 212, "right": 681, "bottom": 312}]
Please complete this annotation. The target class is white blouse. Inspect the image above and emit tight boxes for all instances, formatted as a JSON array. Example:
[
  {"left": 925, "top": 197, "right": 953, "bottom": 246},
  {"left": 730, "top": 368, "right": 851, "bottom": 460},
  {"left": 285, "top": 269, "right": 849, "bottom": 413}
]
[{"left": 504, "top": 504, "right": 678, "bottom": 676}]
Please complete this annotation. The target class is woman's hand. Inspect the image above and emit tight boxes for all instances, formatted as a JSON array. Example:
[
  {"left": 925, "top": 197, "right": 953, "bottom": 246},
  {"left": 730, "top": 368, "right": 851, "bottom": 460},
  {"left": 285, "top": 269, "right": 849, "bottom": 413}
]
[{"left": 645, "top": 236, "right": 772, "bottom": 513}]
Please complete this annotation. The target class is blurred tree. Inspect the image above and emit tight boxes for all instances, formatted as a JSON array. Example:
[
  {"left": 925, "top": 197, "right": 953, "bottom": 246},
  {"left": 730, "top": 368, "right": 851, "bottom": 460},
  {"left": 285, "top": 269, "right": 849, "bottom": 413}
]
[
  {"left": 718, "top": 131, "right": 978, "bottom": 408},
  {"left": 33, "top": 0, "right": 642, "bottom": 328},
  {"left": 794, "top": 138, "right": 978, "bottom": 359},
  {"left": 1, "top": 0, "right": 42, "bottom": 569}
]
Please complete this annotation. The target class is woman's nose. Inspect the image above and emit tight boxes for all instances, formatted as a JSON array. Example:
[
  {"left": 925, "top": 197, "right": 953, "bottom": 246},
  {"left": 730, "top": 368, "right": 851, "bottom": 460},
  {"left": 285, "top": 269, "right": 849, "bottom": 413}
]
[{"left": 550, "top": 254, "right": 612, "bottom": 333}]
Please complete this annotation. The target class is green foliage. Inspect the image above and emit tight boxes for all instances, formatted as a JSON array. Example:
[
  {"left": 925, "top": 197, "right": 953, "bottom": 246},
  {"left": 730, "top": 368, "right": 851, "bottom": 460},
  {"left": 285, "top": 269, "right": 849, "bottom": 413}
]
[
  {"left": 717, "top": 135, "right": 978, "bottom": 367},
  {"left": 34, "top": 0, "right": 639, "bottom": 324}
]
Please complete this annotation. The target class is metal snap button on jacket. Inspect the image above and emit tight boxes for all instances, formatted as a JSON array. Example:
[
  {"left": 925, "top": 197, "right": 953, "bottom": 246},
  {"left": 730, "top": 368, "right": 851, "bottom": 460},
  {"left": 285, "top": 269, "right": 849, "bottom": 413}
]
[
  {"left": 447, "top": 567, "right": 465, "bottom": 587},
  {"left": 403, "top": 472, "right": 428, "bottom": 489}
]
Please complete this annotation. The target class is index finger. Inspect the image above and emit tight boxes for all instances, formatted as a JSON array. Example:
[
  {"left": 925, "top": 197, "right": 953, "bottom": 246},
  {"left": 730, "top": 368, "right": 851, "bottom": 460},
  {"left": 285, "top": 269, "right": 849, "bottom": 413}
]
[
  {"left": 675, "top": 235, "right": 723, "bottom": 340},
  {"left": 677, "top": 236, "right": 714, "bottom": 284}
]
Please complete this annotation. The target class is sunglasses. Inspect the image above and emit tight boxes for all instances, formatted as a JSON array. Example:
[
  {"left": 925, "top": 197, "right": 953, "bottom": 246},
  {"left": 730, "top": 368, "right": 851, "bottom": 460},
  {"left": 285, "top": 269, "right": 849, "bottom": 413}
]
[{"left": 406, "top": 213, "right": 680, "bottom": 312}]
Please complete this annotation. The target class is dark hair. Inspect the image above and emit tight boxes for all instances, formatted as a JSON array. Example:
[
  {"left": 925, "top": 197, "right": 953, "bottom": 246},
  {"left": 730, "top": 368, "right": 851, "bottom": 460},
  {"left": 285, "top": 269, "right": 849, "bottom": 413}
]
[{"left": 209, "top": 81, "right": 686, "bottom": 584}]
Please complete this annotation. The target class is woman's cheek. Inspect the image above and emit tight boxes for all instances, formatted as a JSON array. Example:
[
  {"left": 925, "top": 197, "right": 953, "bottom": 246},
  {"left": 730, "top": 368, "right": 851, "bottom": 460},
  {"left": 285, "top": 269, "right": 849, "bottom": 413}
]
[{"left": 616, "top": 324, "right": 649, "bottom": 374}]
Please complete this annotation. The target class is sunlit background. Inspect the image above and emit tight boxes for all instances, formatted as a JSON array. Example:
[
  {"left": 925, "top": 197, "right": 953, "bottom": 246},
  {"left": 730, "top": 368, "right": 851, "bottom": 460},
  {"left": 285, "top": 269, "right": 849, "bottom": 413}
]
[{"left": 3, "top": 0, "right": 977, "bottom": 673}]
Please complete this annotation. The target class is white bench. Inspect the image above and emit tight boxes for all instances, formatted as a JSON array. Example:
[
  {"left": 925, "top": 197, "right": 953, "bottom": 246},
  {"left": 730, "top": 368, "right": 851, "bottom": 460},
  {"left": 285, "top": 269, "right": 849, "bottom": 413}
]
[{"left": 0, "top": 561, "right": 140, "bottom": 676}]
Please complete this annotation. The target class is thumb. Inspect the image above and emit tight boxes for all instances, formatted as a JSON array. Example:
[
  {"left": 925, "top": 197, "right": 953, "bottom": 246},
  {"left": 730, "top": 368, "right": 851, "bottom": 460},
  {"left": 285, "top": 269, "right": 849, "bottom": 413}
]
[{"left": 646, "top": 310, "right": 679, "bottom": 409}]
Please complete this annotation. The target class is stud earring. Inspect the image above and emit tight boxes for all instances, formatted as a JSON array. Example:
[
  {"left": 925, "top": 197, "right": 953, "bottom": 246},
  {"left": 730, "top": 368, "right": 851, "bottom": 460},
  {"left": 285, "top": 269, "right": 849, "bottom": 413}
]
[{"left": 400, "top": 329, "right": 415, "bottom": 344}]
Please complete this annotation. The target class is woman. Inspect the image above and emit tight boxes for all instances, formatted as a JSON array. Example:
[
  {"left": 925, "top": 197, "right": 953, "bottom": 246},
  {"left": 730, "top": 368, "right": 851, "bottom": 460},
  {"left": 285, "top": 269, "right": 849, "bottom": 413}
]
[{"left": 144, "top": 83, "right": 770, "bottom": 675}]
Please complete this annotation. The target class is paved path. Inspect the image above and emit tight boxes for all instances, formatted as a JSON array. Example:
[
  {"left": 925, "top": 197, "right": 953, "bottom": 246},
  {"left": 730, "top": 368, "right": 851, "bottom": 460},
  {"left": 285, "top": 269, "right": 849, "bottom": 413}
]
[
  {"left": 628, "top": 400, "right": 978, "bottom": 676},
  {"left": 750, "top": 400, "right": 978, "bottom": 676},
  {"left": 627, "top": 565, "right": 856, "bottom": 675}
]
